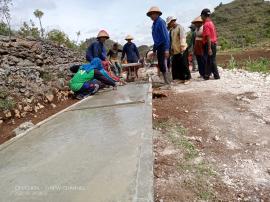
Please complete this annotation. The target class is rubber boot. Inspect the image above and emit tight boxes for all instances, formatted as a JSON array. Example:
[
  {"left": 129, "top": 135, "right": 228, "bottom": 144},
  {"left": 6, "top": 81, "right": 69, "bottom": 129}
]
[{"left": 162, "top": 72, "right": 170, "bottom": 85}]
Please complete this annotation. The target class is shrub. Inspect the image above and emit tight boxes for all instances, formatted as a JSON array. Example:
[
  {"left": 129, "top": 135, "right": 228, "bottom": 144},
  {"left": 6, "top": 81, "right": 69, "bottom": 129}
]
[
  {"left": 0, "top": 98, "right": 15, "bottom": 110},
  {"left": 0, "top": 22, "right": 10, "bottom": 36},
  {"left": 228, "top": 55, "right": 237, "bottom": 69},
  {"left": 219, "top": 37, "right": 230, "bottom": 50},
  {"left": 244, "top": 57, "right": 270, "bottom": 73}
]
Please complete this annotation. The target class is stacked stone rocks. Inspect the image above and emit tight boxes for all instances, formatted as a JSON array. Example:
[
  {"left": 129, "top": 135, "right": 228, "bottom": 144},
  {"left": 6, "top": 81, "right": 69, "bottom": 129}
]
[{"left": 0, "top": 35, "right": 85, "bottom": 122}]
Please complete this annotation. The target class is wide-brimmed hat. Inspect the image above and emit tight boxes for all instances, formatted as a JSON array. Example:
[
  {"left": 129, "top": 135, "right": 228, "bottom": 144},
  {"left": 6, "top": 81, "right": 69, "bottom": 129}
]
[
  {"left": 97, "top": 30, "right": 110, "bottom": 39},
  {"left": 125, "top": 35, "right": 134, "bottom": 40},
  {"left": 166, "top": 16, "right": 177, "bottom": 25},
  {"left": 192, "top": 16, "right": 203, "bottom": 24},
  {"left": 147, "top": 6, "right": 162, "bottom": 17}
]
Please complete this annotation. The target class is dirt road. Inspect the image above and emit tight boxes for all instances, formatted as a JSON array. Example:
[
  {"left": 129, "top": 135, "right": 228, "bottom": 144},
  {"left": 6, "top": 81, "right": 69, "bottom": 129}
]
[{"left": 153, "top": 68, "right": 270, "bottom": 201}]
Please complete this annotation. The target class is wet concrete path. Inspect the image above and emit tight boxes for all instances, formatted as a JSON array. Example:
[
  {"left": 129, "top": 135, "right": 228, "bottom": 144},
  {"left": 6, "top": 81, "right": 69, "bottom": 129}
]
[{"left": 0, "top": 84, "right": 153, "bottom": 202}]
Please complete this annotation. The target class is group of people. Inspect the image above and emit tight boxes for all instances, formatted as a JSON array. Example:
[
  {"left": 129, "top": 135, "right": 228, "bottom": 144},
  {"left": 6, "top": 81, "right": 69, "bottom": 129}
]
[
  {"left": 70, "top": 31, "right": 142, "bottom": 99},
  {"left": 69, "top": 6, "right": 221, "bottom": 99},
  {"left": 147, "top": 6, "right": 220, "bottom": 87}
]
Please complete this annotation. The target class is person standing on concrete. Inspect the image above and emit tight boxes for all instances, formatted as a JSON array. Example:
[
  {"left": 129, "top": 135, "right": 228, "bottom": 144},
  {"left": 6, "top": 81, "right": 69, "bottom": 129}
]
[
  {"left": 86, "top": 30, "right": 109, "bottom": 63},
  {"left": 147, "top": 7, "right": 171, "bottom": 86},
  {"left": 121, "top": 35, "right": 140, "bottom": 64},
  {"left": 167, "top": 16, "right": 191, "bottom": 84},
  {"left": 192, "top": 16, "right": 205, "bottom": 78},
  {"left": 201, "top": 9, "right": 220, "bottom": 80}
]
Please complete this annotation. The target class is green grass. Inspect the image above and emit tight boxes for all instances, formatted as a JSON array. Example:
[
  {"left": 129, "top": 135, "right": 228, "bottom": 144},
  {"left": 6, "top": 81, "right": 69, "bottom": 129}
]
[
  {"left": 198, "top": 190, "right": 215, "bottom": 201},
  {"left": 0, "top": 98, "right": 15, "bottom": 110},
  {"left": 177, "top": 162, "right": 216, "bottom": 177},
  {"left": 40, "top": 72, "right": 53, "bottom": 81},
  {"left": 244, "top": 57, "right": 270, "bottom": 73},
  {"left": 0, "top": 90, "right": 8, "bottom": 99},
  {"left": 0, "top": 90, "right": 15, "bottom": 111},
  {"left": 227, "top": 56, "right": 270, "bottom": 73},
  {"left": 154, "top": 119, "right": 218, "bottom": 200},
  {"left": 227, "top": 55, "right": 237, "bottom": 70}
]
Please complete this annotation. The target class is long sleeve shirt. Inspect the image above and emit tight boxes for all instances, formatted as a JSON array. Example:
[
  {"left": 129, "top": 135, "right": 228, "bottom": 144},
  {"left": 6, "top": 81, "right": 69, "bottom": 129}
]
[
  {"left": 80, "top": 58, "right": 115, "bottom": 83},
  {"left": 152, "top": 17, "right": 170, "bottom": 52},
  {"left": 107, "top": 49, "right": 122, "bottom": 60},
  {"left": 121, "top": 42, "right": 140, "bottom": 63},
  {"left": 86, "top": 41, "right": 107, "bottom": 62},
  {"left": 170, "top": 24, "right": 187, "bottom": 55}
]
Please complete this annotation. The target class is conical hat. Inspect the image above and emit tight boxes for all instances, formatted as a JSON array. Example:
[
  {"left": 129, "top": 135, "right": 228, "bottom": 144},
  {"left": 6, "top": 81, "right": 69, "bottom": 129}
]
[
  {"left": 125, "top": 35, "right": 134, "bottom": 40},
  {"left": 97, "top": 30, "right": 110, "bottom": 39},
  {"left": 147, "top": 6, "right": 162, "bottom": 17},
  {"left": 192, "top": 16, "right": 203, "bottom": 24}
]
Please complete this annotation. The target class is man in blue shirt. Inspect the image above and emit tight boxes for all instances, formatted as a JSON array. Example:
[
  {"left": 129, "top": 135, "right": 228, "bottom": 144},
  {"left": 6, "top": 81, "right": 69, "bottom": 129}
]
[
  {"left": 147, "top": 6, "right": 171, "bottom": 85},
  {"left": 121, "top": 35, "right": 140, "bottom": 63},
  {"left": 86, "top": 30, "right": 109, "bottom": 62}
]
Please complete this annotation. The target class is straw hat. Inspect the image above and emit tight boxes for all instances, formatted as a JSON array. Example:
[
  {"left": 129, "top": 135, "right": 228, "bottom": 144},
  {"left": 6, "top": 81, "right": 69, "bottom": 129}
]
[
  {"left": 125, "top": 35, "right": 134, "bottom": 40},
  {"left": 97, "top": 30, "right": 110, "bottom": 39},
  {"left": 166, "top": 16, "right": 177, "bottom": 25},
  {"left": 192, "top": 16, "right": 203, "bottom": 24},
  {"left": 147, "top": 6, "right": 162, "bottom": 17}
]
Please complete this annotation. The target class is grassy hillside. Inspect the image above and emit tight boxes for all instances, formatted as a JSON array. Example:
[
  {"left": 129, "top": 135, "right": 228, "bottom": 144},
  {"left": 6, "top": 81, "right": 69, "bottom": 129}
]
[{"left": 212, "top": 0, "right": 270, "bottom": 49}]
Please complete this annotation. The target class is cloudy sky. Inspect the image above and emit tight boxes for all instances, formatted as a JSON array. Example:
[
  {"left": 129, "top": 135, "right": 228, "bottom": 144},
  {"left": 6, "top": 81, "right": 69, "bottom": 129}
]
[{"left": 11, "top": 0, "right": 233, "bottom": 46}]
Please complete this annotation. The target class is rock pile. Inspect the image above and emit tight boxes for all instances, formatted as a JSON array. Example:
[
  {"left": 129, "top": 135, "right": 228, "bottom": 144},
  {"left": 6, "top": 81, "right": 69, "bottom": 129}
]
[{"left": 0, "top": 35, "right": 85, "bottom": 122}]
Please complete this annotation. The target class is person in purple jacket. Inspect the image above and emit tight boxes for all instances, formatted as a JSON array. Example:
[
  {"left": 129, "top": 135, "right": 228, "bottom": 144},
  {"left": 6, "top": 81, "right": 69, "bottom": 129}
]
[{"left": 147, "top": 6, "right": 171, "bottom": 86}]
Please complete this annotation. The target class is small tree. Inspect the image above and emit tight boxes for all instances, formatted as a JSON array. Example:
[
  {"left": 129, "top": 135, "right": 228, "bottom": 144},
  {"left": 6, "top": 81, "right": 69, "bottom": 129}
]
[
  {"left": 0, "top": 21, "right": 9, "bottom": 35},
  {"left": 76, "top": 31, "right": 81, "bottom": 44},
  {"left": 18, "top": 20, "right": 40, "bottom": 38},
  {"left": 47, "top": 29, "right": 67, "bottom": 45},
  {"left": 33, "top": 9, "right": 44, "bottom": 38},
  {"left": 0, "top": 0, "right": 12, "bottom": 39}
]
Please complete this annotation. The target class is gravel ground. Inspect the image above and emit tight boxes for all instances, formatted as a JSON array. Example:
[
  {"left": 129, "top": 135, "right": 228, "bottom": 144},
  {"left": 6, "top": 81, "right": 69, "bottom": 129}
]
[{"left": 152, "top": 67, "right": 270, "bottom": 201}]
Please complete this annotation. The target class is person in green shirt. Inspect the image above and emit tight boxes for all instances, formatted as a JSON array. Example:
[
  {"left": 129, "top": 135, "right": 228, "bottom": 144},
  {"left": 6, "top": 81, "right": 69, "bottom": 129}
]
[{"left": 69, "top": 58, "right": 116, "bottom": 99}]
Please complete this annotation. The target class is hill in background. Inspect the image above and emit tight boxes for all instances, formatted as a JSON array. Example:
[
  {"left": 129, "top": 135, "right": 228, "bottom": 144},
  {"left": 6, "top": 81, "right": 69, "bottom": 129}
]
[{"left": 212, "top": 0, "right": 270, "bottom": 49}]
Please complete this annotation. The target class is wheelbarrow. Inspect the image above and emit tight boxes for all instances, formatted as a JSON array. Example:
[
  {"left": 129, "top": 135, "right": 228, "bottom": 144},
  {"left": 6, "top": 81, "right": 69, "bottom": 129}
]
[{"left": 121, "top": 63, "right": 144, "bottom": 82}]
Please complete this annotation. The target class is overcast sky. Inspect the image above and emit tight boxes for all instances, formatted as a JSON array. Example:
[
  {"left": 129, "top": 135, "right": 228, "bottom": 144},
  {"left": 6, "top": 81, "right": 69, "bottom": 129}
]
[{"left": 11, "top": 0, "right": 233, "bottom": 46}]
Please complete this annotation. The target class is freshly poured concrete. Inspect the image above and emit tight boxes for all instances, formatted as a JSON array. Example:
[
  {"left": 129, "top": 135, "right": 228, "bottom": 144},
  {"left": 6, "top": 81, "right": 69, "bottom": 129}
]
[{"left": 0, "top": 84, "right": 153, "bottom": 202}]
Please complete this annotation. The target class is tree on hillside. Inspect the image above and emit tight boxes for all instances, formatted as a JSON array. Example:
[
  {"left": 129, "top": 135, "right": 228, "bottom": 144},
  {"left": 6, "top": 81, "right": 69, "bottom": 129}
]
[
  {"left": 47, "top": 29, "right": 67, "bottom": 45},
  {"left": 0, "top": 0, "right": 12, "bottom": 39},
  {"left": 33, "top": 9, "right": 44, "bottom": 38},
  {"left": 47, "top": 29, "right": 78, "bottom": 49},
  {"left": 0, "top": 21, "right": 9, "bottom": 35},
  {"left": 76, "top": 31, "right": 81, "bottom": 44},
  {"left": 18, "top": 20, "right": 40, "bottom": 38}
]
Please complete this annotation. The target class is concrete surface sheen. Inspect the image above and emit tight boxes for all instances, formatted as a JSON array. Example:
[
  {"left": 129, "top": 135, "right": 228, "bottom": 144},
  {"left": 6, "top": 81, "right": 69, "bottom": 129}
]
[{"left": 0, "top": 84, "right": 153, "bottom": 202}]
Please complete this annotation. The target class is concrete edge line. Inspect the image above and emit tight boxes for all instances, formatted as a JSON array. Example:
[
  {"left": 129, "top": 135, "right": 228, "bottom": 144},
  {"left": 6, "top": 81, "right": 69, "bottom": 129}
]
[
  {"left": 0, "top": 95, "right": 95, "bottom": 151},
  {"left": 66, "top": 100, "right": 145, "bottom": 112},
  {"left": 133, "top": 82, "right": 154, "bottom": 202}
]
